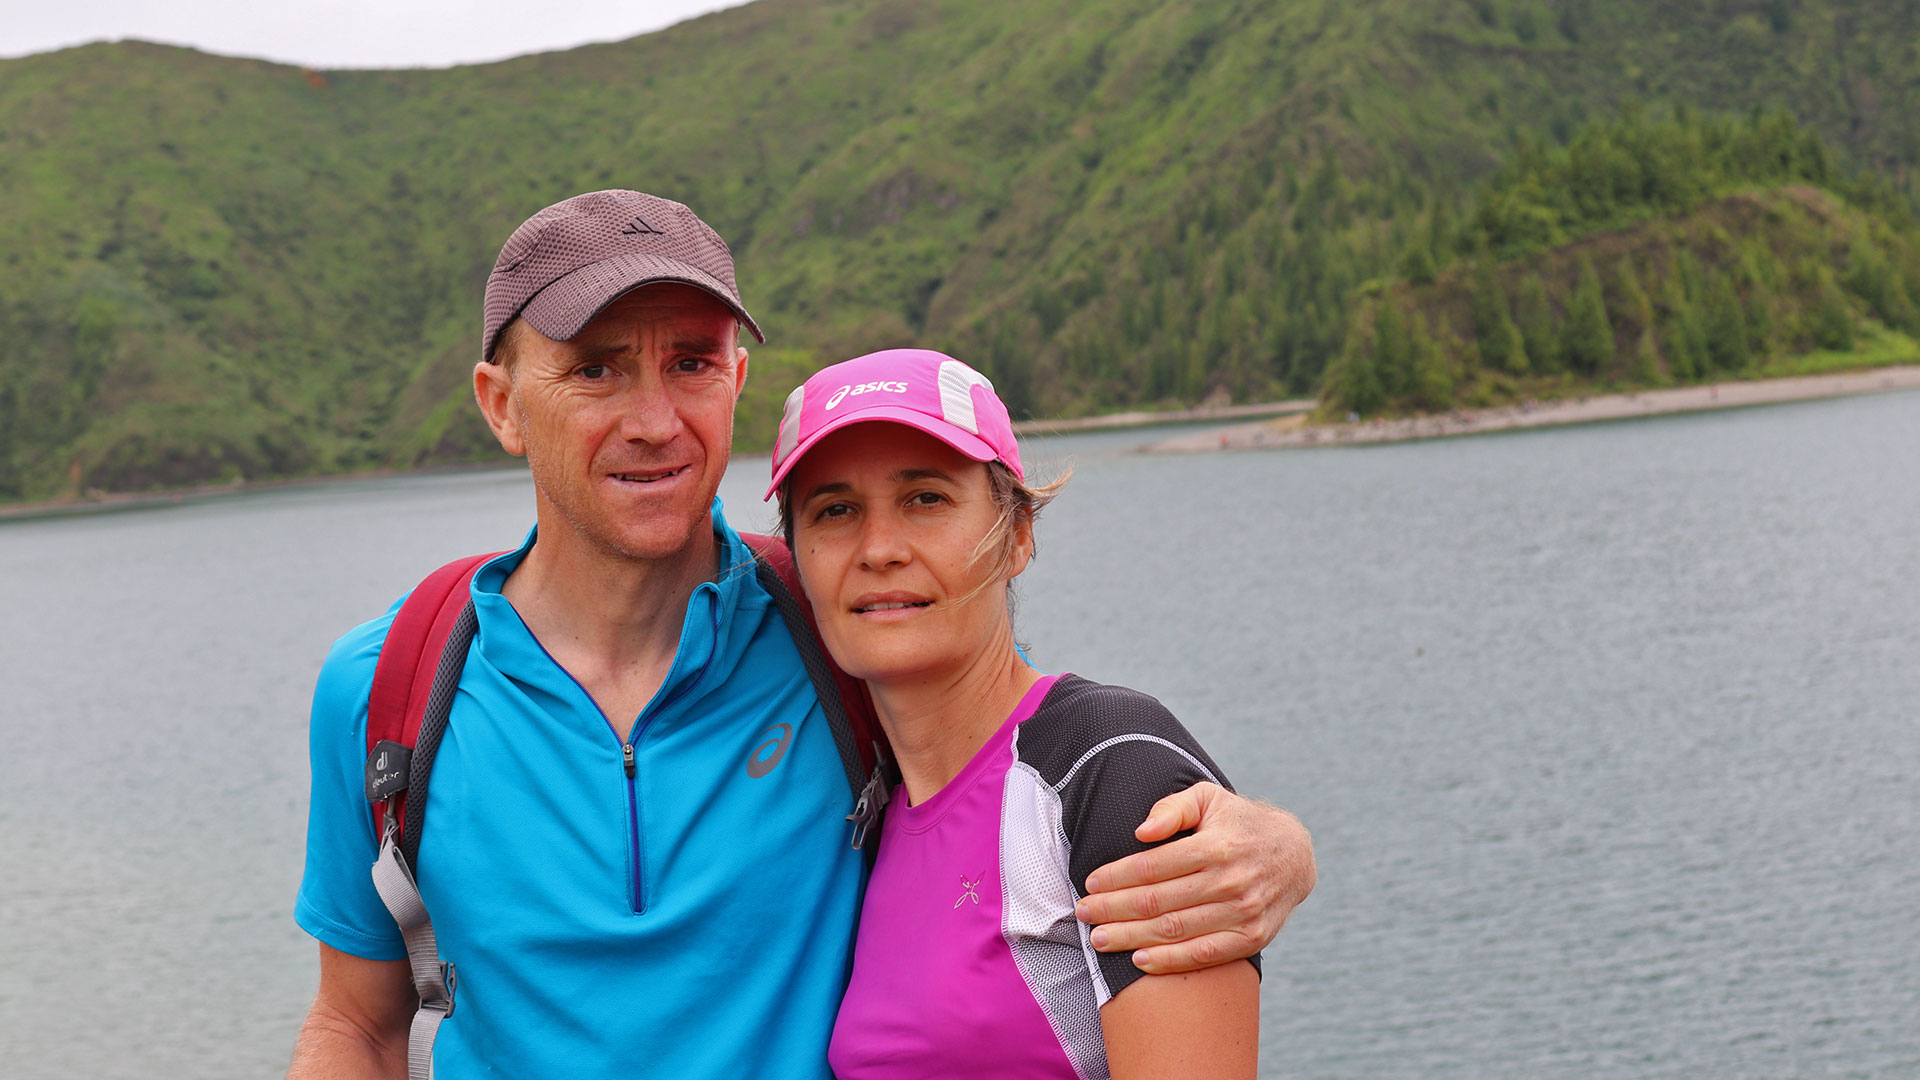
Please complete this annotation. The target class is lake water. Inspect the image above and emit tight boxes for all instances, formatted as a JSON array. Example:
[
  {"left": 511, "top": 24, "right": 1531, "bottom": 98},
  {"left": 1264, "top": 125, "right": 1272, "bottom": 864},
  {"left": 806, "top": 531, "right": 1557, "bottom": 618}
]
[{"left": 2, "top": 392, "right": 1917, "bottom": 1078}]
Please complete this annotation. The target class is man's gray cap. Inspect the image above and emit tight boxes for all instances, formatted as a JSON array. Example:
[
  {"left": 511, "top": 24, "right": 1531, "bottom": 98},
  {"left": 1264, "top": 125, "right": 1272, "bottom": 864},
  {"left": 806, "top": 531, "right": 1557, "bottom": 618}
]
[{"left": 481, "top": 189, "right": 764, "bottom": 361}]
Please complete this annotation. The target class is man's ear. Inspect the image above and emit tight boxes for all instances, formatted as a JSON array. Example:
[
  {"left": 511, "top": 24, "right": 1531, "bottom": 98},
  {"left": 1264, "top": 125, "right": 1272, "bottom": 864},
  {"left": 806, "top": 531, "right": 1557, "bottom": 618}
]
[
  {"left": 732, "top": 346, "right": 750, "bottom": 400},
  {"left": 473, "top": 361, "right": 526, "bottom": 456}
]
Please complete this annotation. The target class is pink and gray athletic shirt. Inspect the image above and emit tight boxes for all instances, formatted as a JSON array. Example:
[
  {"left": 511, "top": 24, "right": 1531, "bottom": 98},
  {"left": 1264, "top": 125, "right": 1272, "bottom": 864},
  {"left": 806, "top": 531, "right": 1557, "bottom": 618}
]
[{"left": 828, "top": 673, "right": 1259, "bottom": 1079}]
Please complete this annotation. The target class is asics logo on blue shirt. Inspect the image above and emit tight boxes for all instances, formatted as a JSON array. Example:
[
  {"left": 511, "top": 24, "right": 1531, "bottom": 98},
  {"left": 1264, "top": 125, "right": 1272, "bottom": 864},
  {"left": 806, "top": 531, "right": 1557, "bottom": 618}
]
[{"left": 746, "top": 723, "right": 794, "bottom": 778}]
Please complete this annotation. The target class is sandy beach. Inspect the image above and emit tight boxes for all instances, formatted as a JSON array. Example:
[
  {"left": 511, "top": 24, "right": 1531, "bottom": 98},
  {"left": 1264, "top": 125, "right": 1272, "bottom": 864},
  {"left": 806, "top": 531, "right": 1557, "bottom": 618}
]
[{"left": 1145, "top": 366, "right": 1920, "bottom": 453}]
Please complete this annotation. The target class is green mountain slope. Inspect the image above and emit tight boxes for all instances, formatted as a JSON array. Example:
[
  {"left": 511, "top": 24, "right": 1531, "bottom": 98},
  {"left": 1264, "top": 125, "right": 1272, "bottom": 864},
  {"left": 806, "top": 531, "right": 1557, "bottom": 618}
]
[
  {"left": 4, "top": 0, "right": 1920, "bottom": 500},
  {"left": 1322, "top": 107, "right": 1920, "bottom": 417}
]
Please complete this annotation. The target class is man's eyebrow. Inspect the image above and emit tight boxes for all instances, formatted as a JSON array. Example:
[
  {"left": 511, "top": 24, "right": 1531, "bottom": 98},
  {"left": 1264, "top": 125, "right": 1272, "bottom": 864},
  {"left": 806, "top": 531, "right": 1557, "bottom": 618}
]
[
  {"left": 581, "top": 342, "right": 637, "bottom": 360},
  {"left": 670, "top": 336, "right": 729, "bottom": 354}
]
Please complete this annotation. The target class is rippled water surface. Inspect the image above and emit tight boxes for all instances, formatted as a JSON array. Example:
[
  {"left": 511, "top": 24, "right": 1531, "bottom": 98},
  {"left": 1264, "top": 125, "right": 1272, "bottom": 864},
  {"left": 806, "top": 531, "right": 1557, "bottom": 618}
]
[{"left": 3, "top": 391, "right": 1917, "bottom": 1078}]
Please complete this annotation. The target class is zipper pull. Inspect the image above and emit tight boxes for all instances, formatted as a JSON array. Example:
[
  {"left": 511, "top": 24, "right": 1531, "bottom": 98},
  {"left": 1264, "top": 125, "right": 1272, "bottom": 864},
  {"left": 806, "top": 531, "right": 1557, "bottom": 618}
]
[{"left": 623, "top": 743, "right": 636, "bottom": 778}]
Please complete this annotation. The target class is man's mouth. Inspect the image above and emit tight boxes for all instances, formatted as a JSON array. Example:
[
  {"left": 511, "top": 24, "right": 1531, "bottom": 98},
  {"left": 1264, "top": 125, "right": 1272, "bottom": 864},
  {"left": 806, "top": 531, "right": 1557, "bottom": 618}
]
[{"left": 610, "top": 466, "right": 689, "bottom": 484}]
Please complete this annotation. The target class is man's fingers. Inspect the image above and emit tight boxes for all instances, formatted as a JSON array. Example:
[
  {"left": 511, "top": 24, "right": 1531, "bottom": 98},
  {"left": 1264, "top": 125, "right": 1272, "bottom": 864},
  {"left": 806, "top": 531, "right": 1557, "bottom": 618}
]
[
  {"left": 1075, "top": 861, "right": 1238, "bottom": 927},
  {"left": 1130, "top": 930, "right": 1262, "bottom": 975},
  {"left": 1084, "top": 832, "right": 1229, "bottom": 895},
  {"left": 1079, "top": 899, "right": 1254, "bottom": 952},
  {"left": 1133, "top": 781, "right": 1223, "bottom": 843}
]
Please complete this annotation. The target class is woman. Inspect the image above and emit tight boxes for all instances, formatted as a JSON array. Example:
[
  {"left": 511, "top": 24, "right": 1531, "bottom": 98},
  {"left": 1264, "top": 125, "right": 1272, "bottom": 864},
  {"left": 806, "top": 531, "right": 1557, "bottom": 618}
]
[{"left": 765, "top": 349, "right": 1259, "bottom": 1079}]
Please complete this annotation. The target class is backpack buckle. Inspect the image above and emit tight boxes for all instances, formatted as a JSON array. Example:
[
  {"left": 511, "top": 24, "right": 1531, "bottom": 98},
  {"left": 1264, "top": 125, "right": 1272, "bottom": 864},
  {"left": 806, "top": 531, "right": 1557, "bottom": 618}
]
[
  {"left": 430, "top": 962, "right": 457, "bottom": 1018},
  {"left": 845, "top": 757, "right": 893, "bottom": 850}
]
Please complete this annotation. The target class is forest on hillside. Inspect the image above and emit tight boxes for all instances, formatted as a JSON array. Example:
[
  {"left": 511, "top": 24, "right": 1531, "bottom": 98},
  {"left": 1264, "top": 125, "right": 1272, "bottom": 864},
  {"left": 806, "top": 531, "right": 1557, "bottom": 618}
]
[
  {"left": 1322, "top": 107, "right": 1920, "bottom": 417},
  {"left": 3, "top": 0, "right": 1920, "bottom": 501}
]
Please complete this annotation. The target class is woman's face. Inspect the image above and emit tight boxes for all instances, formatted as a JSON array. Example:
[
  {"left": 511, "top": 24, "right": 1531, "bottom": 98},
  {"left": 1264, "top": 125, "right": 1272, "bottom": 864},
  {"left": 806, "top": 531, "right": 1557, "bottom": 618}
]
[{"left": 787, "top": 422, "right": 1032, "bottom": 687}]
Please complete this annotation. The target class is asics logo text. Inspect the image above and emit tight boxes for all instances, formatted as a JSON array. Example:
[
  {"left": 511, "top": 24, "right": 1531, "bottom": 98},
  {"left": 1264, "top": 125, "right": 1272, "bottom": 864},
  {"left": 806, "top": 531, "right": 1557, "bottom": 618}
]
[{"left": 825, "top": 381, "right": 909, "bottom": 410}]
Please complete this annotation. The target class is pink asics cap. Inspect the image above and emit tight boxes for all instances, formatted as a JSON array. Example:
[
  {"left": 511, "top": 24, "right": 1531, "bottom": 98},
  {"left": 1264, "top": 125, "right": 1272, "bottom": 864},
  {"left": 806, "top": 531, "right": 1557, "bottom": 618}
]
[{"left": 766, "top": 349, "right": 1023, "bottom": 500}]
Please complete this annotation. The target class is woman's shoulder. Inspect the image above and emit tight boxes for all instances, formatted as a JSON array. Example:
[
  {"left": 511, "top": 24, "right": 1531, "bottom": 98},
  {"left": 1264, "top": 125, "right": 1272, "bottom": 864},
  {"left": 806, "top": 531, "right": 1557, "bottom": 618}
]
[{"left": 1016, "top": 674, "right": 1233, "bottom": 796}]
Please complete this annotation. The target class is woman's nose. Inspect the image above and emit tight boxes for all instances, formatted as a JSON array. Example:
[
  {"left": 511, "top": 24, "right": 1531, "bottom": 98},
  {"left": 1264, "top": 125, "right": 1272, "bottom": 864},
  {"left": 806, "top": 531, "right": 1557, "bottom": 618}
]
[{"left": 856, "top": 510, "right": 910, "bottom": 570}]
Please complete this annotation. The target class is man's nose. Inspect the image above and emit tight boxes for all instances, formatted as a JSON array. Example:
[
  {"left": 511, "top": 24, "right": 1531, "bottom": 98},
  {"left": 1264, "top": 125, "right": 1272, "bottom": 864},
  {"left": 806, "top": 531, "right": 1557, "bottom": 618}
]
[{"left": 617, "top": 380, "right": 685, "bottom": 443}]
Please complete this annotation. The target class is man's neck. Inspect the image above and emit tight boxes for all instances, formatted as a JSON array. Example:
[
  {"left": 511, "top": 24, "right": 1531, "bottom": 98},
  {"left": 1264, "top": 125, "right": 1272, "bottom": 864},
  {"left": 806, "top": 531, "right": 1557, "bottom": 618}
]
[
  {"left": 870, "top": 643, "right": 1043, "bottom": 807},
  {"left": 501, "top": 511, "right": 721, "bottom": 740}
]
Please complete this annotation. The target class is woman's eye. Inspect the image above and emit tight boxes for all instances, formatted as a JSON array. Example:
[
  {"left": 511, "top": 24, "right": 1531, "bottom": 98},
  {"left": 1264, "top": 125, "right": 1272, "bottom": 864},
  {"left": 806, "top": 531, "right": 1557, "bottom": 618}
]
[
  {"left": 911, "top": 491, "right": 946, "bottom": 507},
  {"left": 816, "top": 502, "right": 852, "bottom": 520}
]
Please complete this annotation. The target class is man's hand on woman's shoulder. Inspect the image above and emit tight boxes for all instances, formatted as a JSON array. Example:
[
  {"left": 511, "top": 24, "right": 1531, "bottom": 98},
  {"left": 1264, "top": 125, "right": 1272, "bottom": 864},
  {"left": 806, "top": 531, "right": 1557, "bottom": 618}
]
[{"left": 1075, "top": 782, "right": 1316, "bottom": 975}]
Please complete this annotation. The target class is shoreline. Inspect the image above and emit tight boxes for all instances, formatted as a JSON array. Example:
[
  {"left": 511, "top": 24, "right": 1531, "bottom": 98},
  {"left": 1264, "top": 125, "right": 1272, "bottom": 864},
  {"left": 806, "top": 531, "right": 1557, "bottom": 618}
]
[
  {"left": 0, "top": 460, "right": 518, "bottom": 523},
  {"left": 1143, "top": 366, "right": 1920, "bottom": 453},
  {"left": 1012, "top": 398, "right": 1314, "bottom": 436},
  {"left": 6, "top": 371, "right": 1911, "bottom": 517}
]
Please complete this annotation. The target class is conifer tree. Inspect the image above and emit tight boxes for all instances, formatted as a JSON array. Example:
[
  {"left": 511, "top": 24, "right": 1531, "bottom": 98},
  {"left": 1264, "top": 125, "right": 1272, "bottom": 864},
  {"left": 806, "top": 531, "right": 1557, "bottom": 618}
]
[
  {"left": 1610, "top": 258, "right": 1663, "bottom": 384},
  {"left": 1703, "top": 272, "right": 1750, "bottom": 371},
  {"left": 1675, "top": 250, "right": 1706, "bottom": 304},
  {"left": 1632, "top": 328, "right": 1664, "bottom": 385},
  {"left": 1428, "top": 199, "right": 1457, "bottom": 266},
  {"left": 1813, "top": 268, "right": 1856, "bottom": 351},
  {"left": 1514, "top": 271, "right": 1557, "bottom": 373},
  {"left": 1328, "top": 308, "right": 1385, "bottom": 416},
  {"left": 1409, "top": 318, "right": 1455, "bottom": 410},
  {"left": 1847, "top": 239, "right": 1920, "bottom": 333},
  {"left": 1744, "top": 287, "right": 1774, "bottom": 359},
  {"left": 1400, "top": 234, "right": 1437, "bottom": 285},
  {"left": 1661, "top": 275, "right": 1704, "bottom": 381},
  {"left": 1561, "top": 256, "right": 1612, "bottom": 375},
  {"left": 1374, "top": 300, "right": 1414, "bottom": 399},
  {"left": 1471, "top": 264, "right": 1528, "bottom": 374},
  {"left": 1613, "top": 258, "right": 1654, "bottom": 341}
]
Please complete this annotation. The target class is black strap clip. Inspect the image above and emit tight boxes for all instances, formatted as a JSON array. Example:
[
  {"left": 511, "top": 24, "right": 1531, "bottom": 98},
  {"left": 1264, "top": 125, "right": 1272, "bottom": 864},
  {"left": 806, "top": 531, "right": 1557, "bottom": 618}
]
[{"left": 845, "top": 743, "right": 896, "bottom": 850}]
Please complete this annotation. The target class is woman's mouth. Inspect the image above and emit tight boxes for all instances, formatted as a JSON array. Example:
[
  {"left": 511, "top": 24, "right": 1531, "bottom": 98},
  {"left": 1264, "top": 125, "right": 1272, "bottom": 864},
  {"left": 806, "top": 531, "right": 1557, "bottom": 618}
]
[{"left": 854, "top": 598, "right": 933, "bottom": 614}]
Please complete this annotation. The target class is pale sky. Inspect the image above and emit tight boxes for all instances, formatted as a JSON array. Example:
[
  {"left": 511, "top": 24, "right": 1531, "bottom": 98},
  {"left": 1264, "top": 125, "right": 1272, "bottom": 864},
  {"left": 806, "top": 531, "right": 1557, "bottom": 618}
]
[{"left": 0, "top": 0, "right": 751, "bottom": 69}]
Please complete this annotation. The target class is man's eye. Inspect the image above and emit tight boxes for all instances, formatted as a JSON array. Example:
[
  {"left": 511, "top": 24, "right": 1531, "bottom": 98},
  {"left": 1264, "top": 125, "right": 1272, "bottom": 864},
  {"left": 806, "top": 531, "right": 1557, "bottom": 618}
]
[
  {"left": 674, "top": 357, "right": 712, "bottom": 372},
  {"left": 579, "top": 364, "right": 609, "bottom": 380}
]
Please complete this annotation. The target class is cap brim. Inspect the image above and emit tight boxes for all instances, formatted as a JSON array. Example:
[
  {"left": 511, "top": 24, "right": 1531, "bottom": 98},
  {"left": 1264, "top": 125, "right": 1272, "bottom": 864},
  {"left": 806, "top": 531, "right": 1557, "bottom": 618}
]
[
  {"left": 764, "top": 407, "right": 997, "bottom": 501},
  {"left": 521, "top": 251, "right": 766, "bottom": 344}
]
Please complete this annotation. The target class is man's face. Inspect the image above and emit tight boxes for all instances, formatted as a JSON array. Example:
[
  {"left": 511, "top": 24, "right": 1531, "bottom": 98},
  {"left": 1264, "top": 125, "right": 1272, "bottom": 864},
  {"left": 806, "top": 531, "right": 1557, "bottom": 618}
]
[{"left": 477, "top": 283, "right": 749, "bottom": 564}]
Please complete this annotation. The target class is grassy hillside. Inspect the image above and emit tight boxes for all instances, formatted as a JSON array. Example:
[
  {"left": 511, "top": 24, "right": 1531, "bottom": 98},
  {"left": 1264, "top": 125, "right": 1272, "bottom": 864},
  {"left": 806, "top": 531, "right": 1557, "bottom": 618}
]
[{"left": 4, "top": 0, "right": 1920, "bottom": 500}]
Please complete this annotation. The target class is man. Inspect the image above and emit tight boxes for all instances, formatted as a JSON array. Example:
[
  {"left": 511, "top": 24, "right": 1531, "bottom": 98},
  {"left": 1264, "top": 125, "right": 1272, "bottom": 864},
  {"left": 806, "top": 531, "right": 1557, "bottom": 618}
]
[{"left": 289, "top": 190, "right": 1314, "bottom": 1078}]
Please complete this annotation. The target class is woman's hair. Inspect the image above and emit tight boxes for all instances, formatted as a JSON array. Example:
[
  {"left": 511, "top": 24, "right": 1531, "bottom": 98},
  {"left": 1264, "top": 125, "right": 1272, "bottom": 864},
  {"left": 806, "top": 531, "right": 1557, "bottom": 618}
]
[{"left": 777, "top": 459, "right": 1071, "bottom": 612}]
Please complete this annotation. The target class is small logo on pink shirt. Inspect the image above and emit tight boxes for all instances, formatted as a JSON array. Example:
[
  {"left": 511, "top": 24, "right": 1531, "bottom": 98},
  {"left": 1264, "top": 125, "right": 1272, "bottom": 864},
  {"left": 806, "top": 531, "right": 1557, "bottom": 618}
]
[{"left": 954, "top": 873, "right": 984, "bottom": 907}]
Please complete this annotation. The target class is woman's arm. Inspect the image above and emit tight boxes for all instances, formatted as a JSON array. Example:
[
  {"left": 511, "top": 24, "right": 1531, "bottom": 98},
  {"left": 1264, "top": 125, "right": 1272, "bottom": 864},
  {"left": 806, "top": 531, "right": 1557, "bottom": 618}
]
[{"left": 1100, "top": 959, "right": 1260, "bottom": 1080}]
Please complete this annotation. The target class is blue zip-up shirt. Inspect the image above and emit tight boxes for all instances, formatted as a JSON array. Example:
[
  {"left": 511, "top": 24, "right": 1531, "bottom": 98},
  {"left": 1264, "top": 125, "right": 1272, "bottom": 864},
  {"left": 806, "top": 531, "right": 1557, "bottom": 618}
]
[{"left": 296, "top": 503, "right": 865, "bottom": 1078}]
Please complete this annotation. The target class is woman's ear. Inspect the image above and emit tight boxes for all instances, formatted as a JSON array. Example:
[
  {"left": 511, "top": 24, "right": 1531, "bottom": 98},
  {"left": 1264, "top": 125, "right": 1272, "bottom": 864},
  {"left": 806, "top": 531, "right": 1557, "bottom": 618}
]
[{"left": 1006, "top": 509, "right": 1036, "bottom": 581}]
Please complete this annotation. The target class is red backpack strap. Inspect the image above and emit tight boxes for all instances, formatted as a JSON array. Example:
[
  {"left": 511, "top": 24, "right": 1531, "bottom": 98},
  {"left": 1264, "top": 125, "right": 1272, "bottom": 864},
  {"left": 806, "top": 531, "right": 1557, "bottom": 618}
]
[{"left": 364, "top": 553, "right": 500, "bottom": 846}]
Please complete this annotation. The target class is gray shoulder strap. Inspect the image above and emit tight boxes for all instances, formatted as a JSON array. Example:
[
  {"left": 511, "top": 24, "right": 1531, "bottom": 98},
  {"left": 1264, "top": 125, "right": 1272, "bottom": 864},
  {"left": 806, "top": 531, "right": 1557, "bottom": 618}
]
[
  {"left": 372, "top": 833, "right": 455, "bottom": 1080},
  {"left": 367, "top": 599, "right": 476, "bottom": 1079}
]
